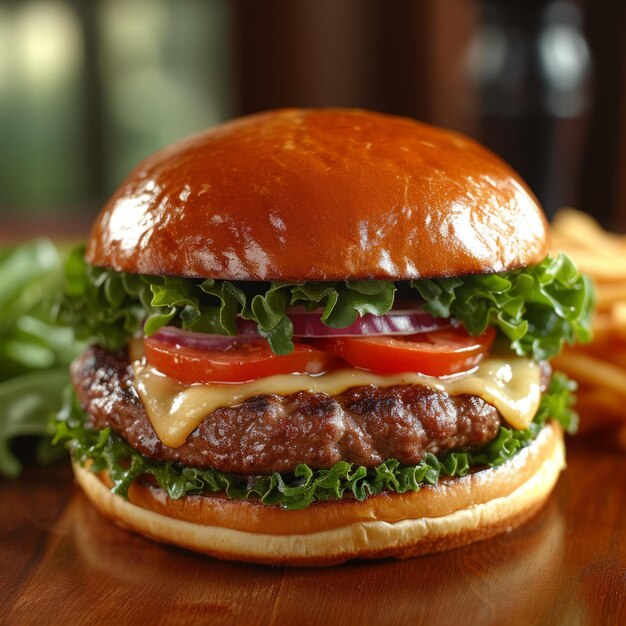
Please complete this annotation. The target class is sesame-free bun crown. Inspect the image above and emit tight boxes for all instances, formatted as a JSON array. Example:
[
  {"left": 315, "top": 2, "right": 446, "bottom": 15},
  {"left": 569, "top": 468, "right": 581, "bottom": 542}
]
[{"left": 86, "top": 108, "right": 549, "bottom": 280}]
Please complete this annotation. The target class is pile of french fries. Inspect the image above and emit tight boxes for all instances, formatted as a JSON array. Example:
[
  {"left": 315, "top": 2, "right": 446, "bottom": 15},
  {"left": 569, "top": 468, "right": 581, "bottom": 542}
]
[{"left": 551, "top": 209, "right": 626, "bottom": 438}]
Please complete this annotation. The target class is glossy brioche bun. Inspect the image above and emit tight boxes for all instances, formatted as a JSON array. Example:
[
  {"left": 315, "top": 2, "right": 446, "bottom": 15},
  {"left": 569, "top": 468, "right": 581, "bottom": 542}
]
[
  {"left": 72, "top": 422, "right": 563, "bottom": 567},
  {"left": 86, "top": 108, "right": 549, "bottom": 281}
]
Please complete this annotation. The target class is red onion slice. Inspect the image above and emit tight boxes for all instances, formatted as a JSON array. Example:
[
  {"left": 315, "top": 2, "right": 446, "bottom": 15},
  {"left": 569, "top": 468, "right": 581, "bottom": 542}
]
[
  {"left": 236, "top": 309, "right": 450, "bottom": 337},
  {"left": 289, "top": 310, "right": 449, "bottom": 337},
  {"left": 155, "top": 309, "right": 450, "bottom": 349},
  {"left": 152, "top": 327, "right": 257, "bottom": 351},
  {"left": 237, "top": 309, "right": 450, "bottom": 337}
]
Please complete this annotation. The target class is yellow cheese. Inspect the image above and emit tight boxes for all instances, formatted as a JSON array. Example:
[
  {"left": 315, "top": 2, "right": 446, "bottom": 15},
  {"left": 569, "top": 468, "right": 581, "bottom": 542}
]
[{"left": 133, "top": 356, "right": 542, "bottom": 449}]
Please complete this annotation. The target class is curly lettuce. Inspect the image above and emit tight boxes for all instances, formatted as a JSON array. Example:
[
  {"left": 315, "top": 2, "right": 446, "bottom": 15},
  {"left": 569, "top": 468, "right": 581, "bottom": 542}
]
[
  {"left": 412, "top": 254, "right": 594, "bottom": 361},
  {"left": 51, "top": 373, "right": 577, "bottom": 510},
  {"left": 59, "top": 249, "right": 593, "bottom": 360}
]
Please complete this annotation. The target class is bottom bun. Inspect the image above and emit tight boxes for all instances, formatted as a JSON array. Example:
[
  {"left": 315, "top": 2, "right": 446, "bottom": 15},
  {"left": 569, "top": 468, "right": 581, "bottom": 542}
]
[{"left": 72, "top": 422, "right": 564, "bottom": 567}]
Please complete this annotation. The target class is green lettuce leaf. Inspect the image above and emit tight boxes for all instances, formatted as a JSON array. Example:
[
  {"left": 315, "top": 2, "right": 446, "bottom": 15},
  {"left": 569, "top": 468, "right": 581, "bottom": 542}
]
[
  {"left": 0, "top": 240, "right": 85, "bottom": 476},
  {"left": 58, "top": 249, "right": 593, "bottom": 359},
  {"left": 0, "top": 369, "right": 70, "bottom": 476},
  {"left": 412, "top": 254, "right": 595, "bottom": 360},
  {"left": 51, "top": 373, "right": 577, "bottom": 510}
]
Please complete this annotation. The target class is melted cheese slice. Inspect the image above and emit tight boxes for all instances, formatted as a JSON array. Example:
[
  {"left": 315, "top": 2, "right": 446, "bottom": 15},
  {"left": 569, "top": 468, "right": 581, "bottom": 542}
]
[{"left": 133, "top": 356, "right": 541, "bottom": 449}]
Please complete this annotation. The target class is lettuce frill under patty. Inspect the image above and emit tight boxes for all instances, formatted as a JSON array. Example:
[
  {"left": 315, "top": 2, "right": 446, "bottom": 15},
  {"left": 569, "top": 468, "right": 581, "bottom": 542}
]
[
  {"left": 52, "top": 374, "right": 577, "bottom": 510},
  {"left": 59, "top": 249, "right": 594, "bottom": 360}
]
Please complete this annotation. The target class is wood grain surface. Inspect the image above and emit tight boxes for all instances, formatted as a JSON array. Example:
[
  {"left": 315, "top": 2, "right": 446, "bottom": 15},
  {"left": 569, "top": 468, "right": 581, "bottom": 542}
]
[{"left": 2, "top": 435, "right": 625, "bottom": 626}]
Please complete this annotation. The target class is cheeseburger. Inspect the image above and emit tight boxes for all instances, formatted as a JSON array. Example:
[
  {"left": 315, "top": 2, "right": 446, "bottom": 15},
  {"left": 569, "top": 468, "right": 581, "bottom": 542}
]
[{"left": 55, "top": 109, "right": 593, "bottom": 566}]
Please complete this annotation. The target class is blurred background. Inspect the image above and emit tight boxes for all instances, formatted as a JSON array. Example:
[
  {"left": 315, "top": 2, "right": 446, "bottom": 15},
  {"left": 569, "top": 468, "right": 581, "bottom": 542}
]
[{"left": 1, "top": 0, "right": 626, "bottom": 238}]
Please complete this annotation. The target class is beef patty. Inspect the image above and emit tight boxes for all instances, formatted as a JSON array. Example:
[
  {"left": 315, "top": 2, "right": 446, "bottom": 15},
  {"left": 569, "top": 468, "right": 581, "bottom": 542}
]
[{"left": 71, "top": 346, "right": 518, "bottom": 475}]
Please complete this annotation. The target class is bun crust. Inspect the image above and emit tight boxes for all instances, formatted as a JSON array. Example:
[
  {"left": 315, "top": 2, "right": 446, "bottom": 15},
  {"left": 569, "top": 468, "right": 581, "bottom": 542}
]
[
  {"left": 73, "top": 422, "right": 563, "bottom": 566},
  {"left": 86, "top": 109, "right": 549, "bottom": 281}
]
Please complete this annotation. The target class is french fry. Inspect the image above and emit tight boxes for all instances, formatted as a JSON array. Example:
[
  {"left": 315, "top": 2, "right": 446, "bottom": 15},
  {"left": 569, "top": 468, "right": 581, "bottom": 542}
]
[
  {"left": 552, "top": 208, "right": 626, "bottom": 253},
  {"left": 586, "top": 314, "right": 621, "bottom": 341},
  {"left": 595, "top": 283, "right": 626, "bottom": 308},
  {"left": 612, "top": 303, "right": 626, "bottom": 338},
  {"left": 551, "top": 352, "right": 626, "bottom": 400}
]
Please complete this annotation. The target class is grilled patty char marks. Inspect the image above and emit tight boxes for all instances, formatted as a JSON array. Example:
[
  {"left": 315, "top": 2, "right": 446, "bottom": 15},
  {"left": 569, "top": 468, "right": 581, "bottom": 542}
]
[{"left": 71, "top": 346, "right": 510, "bottom": 475}]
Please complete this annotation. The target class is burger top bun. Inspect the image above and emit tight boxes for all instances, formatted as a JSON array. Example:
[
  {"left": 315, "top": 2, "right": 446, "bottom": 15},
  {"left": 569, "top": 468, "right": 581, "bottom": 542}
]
[{"left": 86, "top": 108, "right": 549, "bottom": 281}]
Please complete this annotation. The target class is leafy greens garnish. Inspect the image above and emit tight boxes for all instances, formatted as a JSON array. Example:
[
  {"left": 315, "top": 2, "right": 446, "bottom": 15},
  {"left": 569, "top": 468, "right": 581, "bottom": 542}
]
[
  {"left": 0, "top": 240, "right": 85, "bottom": 476},
  {"left": 59, "top": 248, "right": 593, "bottom": 360},
  {"left": 51, "top": 373, "right": 577, "bottom": 510}
]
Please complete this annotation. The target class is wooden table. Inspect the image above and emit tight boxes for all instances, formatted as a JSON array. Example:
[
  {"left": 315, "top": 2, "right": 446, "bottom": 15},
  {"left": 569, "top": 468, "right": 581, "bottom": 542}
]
[{"left": 2, "top": 434, "right": 625, "bottom": 626}]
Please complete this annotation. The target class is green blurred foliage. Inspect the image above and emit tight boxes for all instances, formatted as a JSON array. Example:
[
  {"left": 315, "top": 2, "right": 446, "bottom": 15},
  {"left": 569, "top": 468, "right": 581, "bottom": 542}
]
[{"left": 0, "top": 240, "right": 84, "bottom": 476}]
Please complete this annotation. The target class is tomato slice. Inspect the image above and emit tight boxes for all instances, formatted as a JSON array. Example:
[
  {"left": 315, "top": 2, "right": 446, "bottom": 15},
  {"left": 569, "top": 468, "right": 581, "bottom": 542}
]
[
  {"left": 144, "top": 336, "right": 334, "bottom": 384},
  {"left": 311, "top": 326, "right": 496, "bottom": 377}
]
